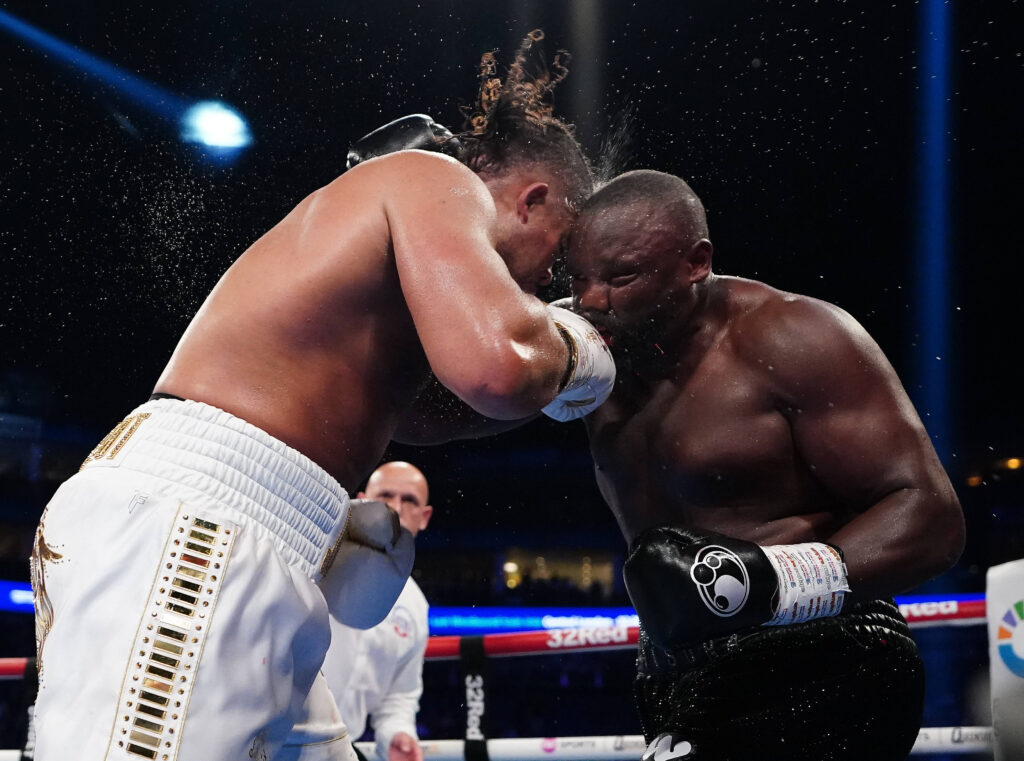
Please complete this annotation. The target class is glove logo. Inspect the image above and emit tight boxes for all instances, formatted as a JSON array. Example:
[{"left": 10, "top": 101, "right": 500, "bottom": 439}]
[{"left": 690, "top": 545, "right": 750, "bottom": 617}]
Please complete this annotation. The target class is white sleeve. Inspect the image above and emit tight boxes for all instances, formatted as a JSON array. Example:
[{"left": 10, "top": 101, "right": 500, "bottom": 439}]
[{"left": 371, "top": 595, "right": 428, "bottom": 759}]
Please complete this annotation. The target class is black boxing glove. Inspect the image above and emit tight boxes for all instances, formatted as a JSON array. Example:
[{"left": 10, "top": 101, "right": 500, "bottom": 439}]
[
  {"left": 623, "top": 526, "right": 850, "bottom": 651},
  {"left": 346, "top": 113, "right": 463, "bottom": 170}
]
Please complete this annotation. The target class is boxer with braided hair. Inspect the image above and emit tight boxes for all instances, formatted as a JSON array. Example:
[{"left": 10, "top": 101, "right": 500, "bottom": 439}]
[
  {"left": 30, "top": 31, "right": 612, "bottom": 761},
  {"left": 458, "top": 30, "right": 592, "bottom": 213},
  {"left": 347, "top": 30, "right": 592, "bottom": 217}
]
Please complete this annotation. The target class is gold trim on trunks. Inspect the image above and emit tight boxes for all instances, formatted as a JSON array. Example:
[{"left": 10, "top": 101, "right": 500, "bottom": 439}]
[
  {"left": 318, "top": 501, "right": 353, "bottom": 578},
  {"left": 30, "top": 520, "right": 63, "bottom": 678},
  {"left": 81, "top": 412, "right": 151, "bottom": 469},
  {"left": 109, "top": 505, "right": 236, "bottom": 760}
]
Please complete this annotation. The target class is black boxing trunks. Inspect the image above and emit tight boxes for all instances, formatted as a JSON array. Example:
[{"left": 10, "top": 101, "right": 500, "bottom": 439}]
[{"left": 634, "top": 599, "right": 924, "bottom": 761}]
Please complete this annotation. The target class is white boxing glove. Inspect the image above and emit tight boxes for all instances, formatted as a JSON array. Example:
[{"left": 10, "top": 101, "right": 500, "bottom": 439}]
[
  {"left": 318, "top": 499, "right": 415, "bottom": 629},
  {"left": 542, "top": 300, "right": 616, "bottom": 421}
]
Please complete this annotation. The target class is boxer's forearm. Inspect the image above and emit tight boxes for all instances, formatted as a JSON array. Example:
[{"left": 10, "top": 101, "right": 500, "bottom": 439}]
[
  {"left": 828, "top": 485, "right": 964, "bottom": 601},
  {"left": 384, "top": 152, "right": 568, "bottom": 419},
  {"left": 394, "top": 376, "right": 538, "bottom": 445}
]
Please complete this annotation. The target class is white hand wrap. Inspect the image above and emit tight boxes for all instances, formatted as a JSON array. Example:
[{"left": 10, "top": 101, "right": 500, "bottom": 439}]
[
  {"left": 318, "top": 499, "right": 415, "bottom": 629},
  {"left": 762, "top": 542, "right": 851, "bottom": 626},
  {"left": 542, "top": 303, "right": 616, "bottom": 422}
]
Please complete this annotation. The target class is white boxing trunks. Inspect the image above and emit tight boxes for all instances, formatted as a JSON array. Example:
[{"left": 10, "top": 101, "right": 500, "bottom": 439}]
[
  {"left": 276, "top": 670, "right": 359, "bottom": 761},
  {"left": 30, "top": 398, "right": 353, "bottom": 761}
]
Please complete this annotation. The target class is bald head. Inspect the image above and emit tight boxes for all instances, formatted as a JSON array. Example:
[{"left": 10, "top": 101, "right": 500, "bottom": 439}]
[
  {"left": 582, "top": 169, "right": 709, "bottom": 243},
  {"left": 566, "top": 169, "right": 715, "bottom": 352},
  {"left": 361, "top": 461, "right": 433, "bottom": 538}
]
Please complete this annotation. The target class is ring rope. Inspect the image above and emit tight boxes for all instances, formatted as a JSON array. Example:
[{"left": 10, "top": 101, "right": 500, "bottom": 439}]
[
  {"left": 0, "top": 727, "right": 996, "bottom": 761},
  {"left": 367, "top": 728, "right": 997, "bottom": 759},
  {"left": 423, "top": 597, "right": 985, "bottom": 660},
  {"left": 0, "top": 596, "right": 989, "bottom": 678},
  {"left": 0, "top": 597, "right": 992, "bottom": 757}
]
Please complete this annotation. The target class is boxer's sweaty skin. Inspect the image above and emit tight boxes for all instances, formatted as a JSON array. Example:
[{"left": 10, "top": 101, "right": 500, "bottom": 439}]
[
  {"left": 568, "top": 194, "right": 964, "bottom": 602},
  {"left": 155, "top": 151, "right": 569, "bottom": 492}
]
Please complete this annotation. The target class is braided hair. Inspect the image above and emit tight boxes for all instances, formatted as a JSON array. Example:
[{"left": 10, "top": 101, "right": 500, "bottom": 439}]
[{"left": 457, "top": 30, "right": 593, "bottom": 210}]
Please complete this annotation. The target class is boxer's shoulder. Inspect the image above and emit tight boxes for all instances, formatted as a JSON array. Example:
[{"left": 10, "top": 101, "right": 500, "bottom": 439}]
[
  {"left": 344, "top": 149, "right": 485, "bottom": 195},
  {"left": 726, "top": 281, "right": 869, "bottom": 376},
  {"left": 726, "top": 277, "right": 833, "bottom": 332},
  {"left": 357, "top": 151, "right": 497, "bottom": 231}
]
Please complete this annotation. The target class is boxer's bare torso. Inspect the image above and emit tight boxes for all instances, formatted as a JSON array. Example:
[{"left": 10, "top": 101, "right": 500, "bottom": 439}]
[
  {"left": 156, "top": 151, "right": 567, "bottom": 490},
  {"left": 583, "top": 276, "right": 959, "bottom": 595}
]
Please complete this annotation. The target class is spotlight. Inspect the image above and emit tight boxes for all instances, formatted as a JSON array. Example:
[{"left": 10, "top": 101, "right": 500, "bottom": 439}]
[
  {"left": 1, "top": 9, "right": 254, "bottom": 165},
  {"left": 180, "top": 101, "right": 252, "bottom": 150}
]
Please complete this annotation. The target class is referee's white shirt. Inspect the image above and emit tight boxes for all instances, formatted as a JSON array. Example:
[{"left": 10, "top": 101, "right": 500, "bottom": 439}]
[{"left": 322, "top": 578, "right": 430, "bottom": 760}]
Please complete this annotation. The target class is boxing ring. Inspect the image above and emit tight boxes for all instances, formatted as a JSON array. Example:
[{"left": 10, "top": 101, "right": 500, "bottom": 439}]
[
  {"left": 0, "top": 591, "right": 1004, "bottom": 759},
  {"left": 406, "top": 595, "right": 993, "bottom": 757}
]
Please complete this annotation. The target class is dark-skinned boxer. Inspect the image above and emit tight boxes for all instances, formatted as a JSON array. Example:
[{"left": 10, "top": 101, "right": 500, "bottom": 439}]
[
  {"left": 392, "top": 167, "right": 965, "bottom": 760},
  {"left": 567, "top": 170, "right": 965, "bottom": 761}
]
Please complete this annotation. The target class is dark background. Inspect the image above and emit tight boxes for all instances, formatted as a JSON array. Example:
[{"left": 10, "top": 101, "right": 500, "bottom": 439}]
[
  {"left": 1, "top": 0, "right": 1022, "bottom": 753},
  {"left": 2, "top": 0, "right": 1022, "bottom": 468}
]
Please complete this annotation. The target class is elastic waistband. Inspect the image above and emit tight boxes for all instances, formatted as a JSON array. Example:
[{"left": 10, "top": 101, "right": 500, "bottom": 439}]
[
  {"left": 640, "top": 599, "right": 909, "bottom": 672},
  {"left": 80, "top": 398, "right": 349, "bottom": 579}
]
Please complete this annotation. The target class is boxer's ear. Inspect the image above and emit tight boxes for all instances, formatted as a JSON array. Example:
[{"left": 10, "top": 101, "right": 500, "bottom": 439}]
[
  {"left": 686, "top": 239, "right": 713, "bottom": 283},
  {"left": 516, "top": 182, "right": 549, "bottom": 222}
]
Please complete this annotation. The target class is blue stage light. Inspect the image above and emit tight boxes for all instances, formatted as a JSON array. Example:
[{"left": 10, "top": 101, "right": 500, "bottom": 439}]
[
  {"left": 0, "top": 7, "right": 185, "bottom": 119},
  {"left": 180, "top": 101, "right": 252, "bottom": 149},
  {"left": 0, "top": 580, "right": 34, "bottom": 614},
  {"left": 0, "top": 8, "right": 252, "bottom": 161},
  {"left": 0, "top": 580, "right": 985, "bottom": 632},
  {"left": 913, "top": 0, "right": 954, "bottom": 464}
]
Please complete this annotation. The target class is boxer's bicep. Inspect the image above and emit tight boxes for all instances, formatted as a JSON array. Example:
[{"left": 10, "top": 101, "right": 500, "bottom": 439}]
[
  {"left": 778, "top": 304, "right": 935, "bottom": 509},
  {"left": 765, "top": 300, "right": 963, "bottom": 594},
  {"left": 384, "top": 154, "right": 564, "bottom": 417}
]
